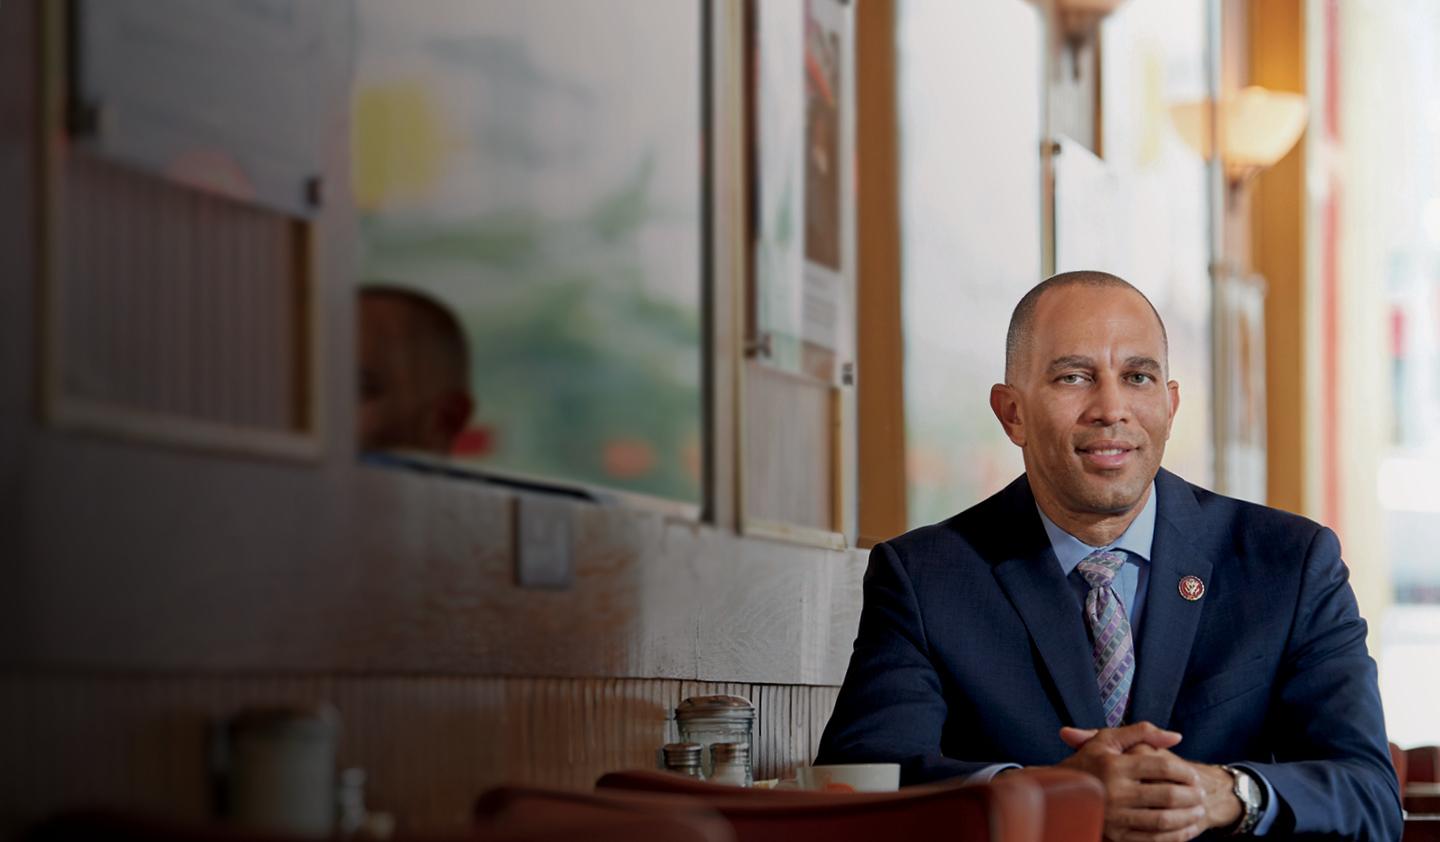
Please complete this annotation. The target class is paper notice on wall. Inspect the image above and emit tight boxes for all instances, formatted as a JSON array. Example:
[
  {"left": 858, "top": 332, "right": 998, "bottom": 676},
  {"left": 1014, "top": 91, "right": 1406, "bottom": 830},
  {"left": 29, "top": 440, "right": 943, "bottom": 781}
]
[{"left": 798, "top": 0, "right": 851, "bottom": 375}]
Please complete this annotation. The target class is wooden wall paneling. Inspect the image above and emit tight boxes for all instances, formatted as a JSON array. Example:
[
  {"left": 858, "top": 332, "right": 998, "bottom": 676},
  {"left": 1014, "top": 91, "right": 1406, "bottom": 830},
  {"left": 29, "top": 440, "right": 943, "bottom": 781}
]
[
  {"left": 752, "top": 683, "right": 779, "bottom": 781},
  {"left": 759, "top": 682, "right": 814, "bottom": 782},
  {"left": 16, "top": 439, "right": 864, "bottom": 685},
  {"left": 0, "top": 0, "right": 38, "bottom": 635},
  {"left": 331, "top": 675, "right": 499, "bottom": 827},
  {"left": 37, "top": 0, "right": 323, "bottom": 463},
  {"left": 695, "top": 536, "right": 864, "bottom": 686},
  {"left": 742, "top": 362, "right": 834, "bottom": 532},
  {"left": 1, "top": 676, "right": 843, "bottom": 835},
  {"left": 0, "top": 674, "right": 340, "bottom": 831},
  {"left": 46, "top": 155, "right": 320, "bottom": 459},
  {"left": 695, "top": 540, "right": 808, "bottom": 684},
  {"left": 806, "top": 685, "right": 841, "bottom": 764}
]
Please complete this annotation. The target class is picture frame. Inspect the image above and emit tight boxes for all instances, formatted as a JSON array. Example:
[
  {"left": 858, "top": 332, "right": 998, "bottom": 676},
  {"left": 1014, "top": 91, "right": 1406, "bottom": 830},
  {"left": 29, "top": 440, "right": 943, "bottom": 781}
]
[{"left": 38, "top": 0, "right": 326, "bottom": 462}]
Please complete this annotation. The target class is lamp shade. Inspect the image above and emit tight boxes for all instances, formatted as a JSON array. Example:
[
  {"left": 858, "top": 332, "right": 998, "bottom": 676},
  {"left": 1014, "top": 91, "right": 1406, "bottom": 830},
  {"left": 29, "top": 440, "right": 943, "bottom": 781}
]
[
  {"left": 1170, "top": 86, "right": 1309, "bottom": 180},
  {"left": 1054, "top": 0, "right": 1130, "bottom": 41}
]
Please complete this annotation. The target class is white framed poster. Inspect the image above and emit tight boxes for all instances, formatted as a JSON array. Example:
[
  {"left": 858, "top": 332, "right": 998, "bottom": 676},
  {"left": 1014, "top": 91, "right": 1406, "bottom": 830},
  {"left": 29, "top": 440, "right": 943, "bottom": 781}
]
[{"left": 751, "top": 0, "right": 855, "bottom": 383}]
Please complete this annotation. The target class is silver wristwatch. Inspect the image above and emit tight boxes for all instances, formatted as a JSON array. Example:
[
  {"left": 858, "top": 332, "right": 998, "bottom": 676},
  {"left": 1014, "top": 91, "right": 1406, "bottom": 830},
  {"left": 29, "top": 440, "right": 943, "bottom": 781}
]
[{"left": 1221, "top": 765, "right": 1264, "bottom": 836}]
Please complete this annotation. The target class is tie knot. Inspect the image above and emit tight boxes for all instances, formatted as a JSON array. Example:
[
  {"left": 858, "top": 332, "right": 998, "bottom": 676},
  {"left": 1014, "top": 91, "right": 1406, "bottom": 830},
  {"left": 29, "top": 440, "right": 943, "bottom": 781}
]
[{"left": 1077, "top": 549, "right": 1126, "bottom": 589}]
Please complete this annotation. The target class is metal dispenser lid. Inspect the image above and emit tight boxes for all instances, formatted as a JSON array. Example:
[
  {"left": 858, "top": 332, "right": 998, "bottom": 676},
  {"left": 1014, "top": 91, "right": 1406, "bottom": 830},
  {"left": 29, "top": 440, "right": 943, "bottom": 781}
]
[
  {"left": 710, "top": 742, "right": 749, "bottom": 763},
  {"left": 662, "top": 742, "right": 704, "bottom": 765},
  {"left": 675, "top": 695, "right": 755, "bottom": 722}
]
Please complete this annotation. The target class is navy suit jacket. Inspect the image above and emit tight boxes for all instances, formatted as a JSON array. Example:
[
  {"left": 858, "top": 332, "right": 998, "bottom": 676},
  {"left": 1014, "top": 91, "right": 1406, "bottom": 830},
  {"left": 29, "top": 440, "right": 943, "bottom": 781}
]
[{"left": 817, "top": 469, "right": 1401, "bottom": 839}]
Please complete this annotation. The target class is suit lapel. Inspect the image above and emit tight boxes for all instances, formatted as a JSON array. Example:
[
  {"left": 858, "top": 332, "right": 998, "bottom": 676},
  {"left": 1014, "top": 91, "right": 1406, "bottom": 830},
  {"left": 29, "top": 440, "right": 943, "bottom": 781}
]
[
  {"left": 1128, "top": 470, "right": 1211, "bottom": 727},
  {"left": 990, "top": 479, "right": 1108, "bottom": 730}
]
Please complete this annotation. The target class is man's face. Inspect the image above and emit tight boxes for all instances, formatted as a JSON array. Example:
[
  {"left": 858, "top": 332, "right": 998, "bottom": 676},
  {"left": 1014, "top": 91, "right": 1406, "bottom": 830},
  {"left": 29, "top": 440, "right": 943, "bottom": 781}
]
[
  {"left": 358, "top": 296, "right": 440, "bottom": 453},
  {"left": 992, "top": 285, "right": 1180, "bottom": 520}
]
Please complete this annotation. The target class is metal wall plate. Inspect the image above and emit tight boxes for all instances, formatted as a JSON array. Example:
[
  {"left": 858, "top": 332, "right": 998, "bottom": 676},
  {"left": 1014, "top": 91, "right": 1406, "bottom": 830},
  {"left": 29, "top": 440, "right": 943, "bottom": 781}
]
[{"left": 514, "top": 493, "right": 574, "bottom": 590}]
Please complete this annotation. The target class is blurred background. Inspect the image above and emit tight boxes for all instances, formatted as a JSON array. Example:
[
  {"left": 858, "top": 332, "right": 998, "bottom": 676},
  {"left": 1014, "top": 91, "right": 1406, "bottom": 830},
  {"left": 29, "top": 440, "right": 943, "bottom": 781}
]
[{"left": 3, "top": 0, "right": 1439, "bottom": 835}]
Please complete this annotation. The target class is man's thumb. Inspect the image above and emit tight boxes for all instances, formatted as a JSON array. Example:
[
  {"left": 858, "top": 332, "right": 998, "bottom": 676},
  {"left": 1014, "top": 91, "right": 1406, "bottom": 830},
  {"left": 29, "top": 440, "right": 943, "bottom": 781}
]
[{"left": 1059, "top": 726, "right": 1098, "bottom": 749}]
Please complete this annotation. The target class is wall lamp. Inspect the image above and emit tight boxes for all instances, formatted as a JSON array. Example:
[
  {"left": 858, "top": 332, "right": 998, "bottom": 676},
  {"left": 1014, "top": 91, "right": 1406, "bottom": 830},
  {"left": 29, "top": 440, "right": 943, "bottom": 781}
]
[
  {"left": 1054, "top": 0, "right": 1129, "bottom": 42},
  {"left": 1170, "top": 86, "right": 1310, "bottom": 193},
  {"left": 1052, "top": 0, "right": 1130, "bottom": 77}
]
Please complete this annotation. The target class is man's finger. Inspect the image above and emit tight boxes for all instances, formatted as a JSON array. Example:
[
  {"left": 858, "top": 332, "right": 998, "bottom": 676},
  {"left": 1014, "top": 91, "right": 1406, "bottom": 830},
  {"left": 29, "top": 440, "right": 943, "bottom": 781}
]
[
  {"left": 1111, "top": 824, "right": 1205, "bottom": 842},
  {"left": 1085, "top": 721, "right": 1183, "bottom": 754},
  {"left": 1059, "top": 726, "right": 1098, "bottom": 749},
  {"left": 1108, "top": 805, "right": 1207, "bottom": 834},
  {"left": 1126, "top": 782, "right": 1206, "bottom": 810},
  {"left": 1117, "top": 752, "right": 1201, "bottom": 786}
]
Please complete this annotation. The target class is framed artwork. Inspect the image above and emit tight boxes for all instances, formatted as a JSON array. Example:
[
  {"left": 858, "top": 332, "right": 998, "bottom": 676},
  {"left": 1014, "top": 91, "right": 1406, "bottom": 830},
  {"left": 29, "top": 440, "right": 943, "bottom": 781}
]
[
  {"left": 741, "top": 0, "right": 857, "bottom": 545},
  {"left": 40, "top": 0, "right": 326, "bottom": 461},
  {"left": 750, "top": 0, "right": 855, "bottom": 385},
  {"left": 1215, "top": 268, "right": 1267, "bottom": 504}
]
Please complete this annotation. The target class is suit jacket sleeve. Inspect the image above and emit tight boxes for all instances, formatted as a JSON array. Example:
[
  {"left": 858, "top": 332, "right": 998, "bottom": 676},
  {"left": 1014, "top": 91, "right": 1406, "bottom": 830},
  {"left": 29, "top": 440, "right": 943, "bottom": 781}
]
[
  {"left": 1243, "top": 526, "right": 1402, "bottom": 840},
  {"left": 815, "top": 541, "right": 982, "bottom": 783}
]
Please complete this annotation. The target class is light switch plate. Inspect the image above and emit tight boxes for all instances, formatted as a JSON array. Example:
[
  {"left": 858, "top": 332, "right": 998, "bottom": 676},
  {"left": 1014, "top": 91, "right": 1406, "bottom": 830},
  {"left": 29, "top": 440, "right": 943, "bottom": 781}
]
[{"left": 514, "top": 493, "right": 574, "bottom": 589}]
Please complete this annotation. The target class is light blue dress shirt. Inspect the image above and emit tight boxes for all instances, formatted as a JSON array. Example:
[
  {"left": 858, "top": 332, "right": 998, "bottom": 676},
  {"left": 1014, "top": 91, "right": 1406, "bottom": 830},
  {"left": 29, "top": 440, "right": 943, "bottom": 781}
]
[{"left": 969, "top": 485, "right": 1277, "bottom": 834}]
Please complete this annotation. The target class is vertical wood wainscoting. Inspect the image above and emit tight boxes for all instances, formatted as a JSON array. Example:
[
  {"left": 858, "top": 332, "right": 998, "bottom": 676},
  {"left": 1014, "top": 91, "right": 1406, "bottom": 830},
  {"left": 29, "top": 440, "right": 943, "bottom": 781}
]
[{"left": 0, "top": 675, "right": 839, "bottom": 833}]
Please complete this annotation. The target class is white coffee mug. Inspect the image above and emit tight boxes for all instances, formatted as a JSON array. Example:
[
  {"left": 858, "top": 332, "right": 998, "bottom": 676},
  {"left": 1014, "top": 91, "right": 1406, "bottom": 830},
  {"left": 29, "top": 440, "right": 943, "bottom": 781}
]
[{"left": 795, "top": 763, "right": 901, "bottom": 793}]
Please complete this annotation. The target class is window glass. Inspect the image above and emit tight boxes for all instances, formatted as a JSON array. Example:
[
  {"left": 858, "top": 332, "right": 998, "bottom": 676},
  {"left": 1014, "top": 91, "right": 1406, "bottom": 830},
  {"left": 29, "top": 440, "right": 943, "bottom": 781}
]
[
  {"left": 898, "top": 0, "right": 1041, "bottom": 526},
  {"left": 353, "top": 1, "right": 704, "bottom": 503},
  {"left": 1096, "top": 0, "right": 1214, "bottom": 490},
  {"left": 1333, "top": 0, "right": 1440, "bottom": 746}
]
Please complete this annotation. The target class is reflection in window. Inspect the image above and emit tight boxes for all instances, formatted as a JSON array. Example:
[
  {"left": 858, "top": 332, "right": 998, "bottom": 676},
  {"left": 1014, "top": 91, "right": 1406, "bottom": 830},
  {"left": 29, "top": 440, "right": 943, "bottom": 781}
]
[
  {"left": 898, "top": 0, "right": 1040, "bottom": 527},
  {"left": 352, "top": 1, "right": 703, "bottom": 503},
  {"left": 1340, "top": 0, "right": 1440, "bottom": 746},
  {"left": 1097, "top": 0, "right": 1213, "bottom": 491}
]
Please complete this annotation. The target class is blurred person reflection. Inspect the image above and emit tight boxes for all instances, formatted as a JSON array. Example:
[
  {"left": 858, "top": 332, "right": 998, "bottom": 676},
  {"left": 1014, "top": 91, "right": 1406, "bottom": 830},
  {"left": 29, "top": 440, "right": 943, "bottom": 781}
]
[{"left": 358, "top": 285, "right": 474, "bottom": 455}]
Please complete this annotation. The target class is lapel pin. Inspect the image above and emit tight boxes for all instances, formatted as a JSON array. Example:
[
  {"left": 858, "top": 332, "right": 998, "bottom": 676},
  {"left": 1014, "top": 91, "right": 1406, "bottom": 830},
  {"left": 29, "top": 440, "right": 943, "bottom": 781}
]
[{"left": 1178, "top": 575, "right": 1205, "bottom": 601}]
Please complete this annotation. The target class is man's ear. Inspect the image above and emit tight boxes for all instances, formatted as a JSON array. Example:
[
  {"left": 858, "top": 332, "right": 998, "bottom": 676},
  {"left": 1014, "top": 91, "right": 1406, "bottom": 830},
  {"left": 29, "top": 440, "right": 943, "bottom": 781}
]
[
  {"left": 990, "top": 384, "right": 1025, "bottom": 447},
  {"left": 434, "top": 391, "right": 476, "bottom": 451},
  {"left": 1164, "top": 379, "right": 1181, "bottom": 441}
]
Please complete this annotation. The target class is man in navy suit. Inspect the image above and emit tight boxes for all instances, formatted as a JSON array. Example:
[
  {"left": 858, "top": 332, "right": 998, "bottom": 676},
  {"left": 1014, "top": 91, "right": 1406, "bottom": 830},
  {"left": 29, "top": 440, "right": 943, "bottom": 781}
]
[{"left": 817, "top": 272, "right": 1401, "bottom": 839}]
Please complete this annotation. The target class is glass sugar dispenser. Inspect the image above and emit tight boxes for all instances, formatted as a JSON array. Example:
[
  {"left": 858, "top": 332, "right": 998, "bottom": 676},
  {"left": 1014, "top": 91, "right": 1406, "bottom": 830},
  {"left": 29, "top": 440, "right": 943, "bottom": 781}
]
[{"left": 674, "top": 695, "right": 755, "bottom": 783}]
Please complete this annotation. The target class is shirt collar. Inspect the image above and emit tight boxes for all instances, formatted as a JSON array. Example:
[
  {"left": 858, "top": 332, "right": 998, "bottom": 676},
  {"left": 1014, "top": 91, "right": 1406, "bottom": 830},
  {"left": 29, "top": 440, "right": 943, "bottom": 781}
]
[{"left": 1035, "top": 482, "right": 1157, "bottom": 575}]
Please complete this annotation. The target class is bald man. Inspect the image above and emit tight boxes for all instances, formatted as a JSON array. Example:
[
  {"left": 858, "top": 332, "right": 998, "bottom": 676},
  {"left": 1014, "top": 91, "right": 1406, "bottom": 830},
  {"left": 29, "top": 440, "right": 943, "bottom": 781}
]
[
  {"left": 358, "top": 286, "right": 474, "bottom": 455},
  {"left": 817, "top": 272, "right": 1400, "bottom": 840}
]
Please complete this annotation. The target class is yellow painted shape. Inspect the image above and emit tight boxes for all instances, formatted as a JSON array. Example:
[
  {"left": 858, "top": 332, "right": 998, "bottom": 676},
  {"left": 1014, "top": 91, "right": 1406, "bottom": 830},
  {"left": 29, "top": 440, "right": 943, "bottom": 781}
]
[{"left": 352, "top": 82, "right": 451, "bottom": 211}]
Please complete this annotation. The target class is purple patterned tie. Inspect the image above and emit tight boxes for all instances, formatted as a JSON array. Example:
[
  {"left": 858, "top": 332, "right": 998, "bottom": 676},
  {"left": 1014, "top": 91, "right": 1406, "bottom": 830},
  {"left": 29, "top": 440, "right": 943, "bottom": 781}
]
[{"left": 1077, "top": 549, "right": 1135, "bottom": 728}]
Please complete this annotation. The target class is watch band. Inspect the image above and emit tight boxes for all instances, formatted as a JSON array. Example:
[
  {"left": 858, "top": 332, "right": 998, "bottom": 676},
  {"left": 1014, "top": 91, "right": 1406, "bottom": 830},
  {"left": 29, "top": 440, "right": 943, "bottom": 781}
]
[{"left": 1221, "top": 765, "right": 1262, "bottom": 836}]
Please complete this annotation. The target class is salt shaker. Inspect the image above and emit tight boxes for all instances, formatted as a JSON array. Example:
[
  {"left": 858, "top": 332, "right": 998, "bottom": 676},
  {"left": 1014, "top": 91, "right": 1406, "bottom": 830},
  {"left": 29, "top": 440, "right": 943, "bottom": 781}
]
[
  {"left": 675, "top": 695, "right": 754, "bottom": 780},
  {"left": 709, "top": 742, "right": 751, "bottom": 787},
  {"left": 660, "top": 742, "right": 705, "bottom": 778}
]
